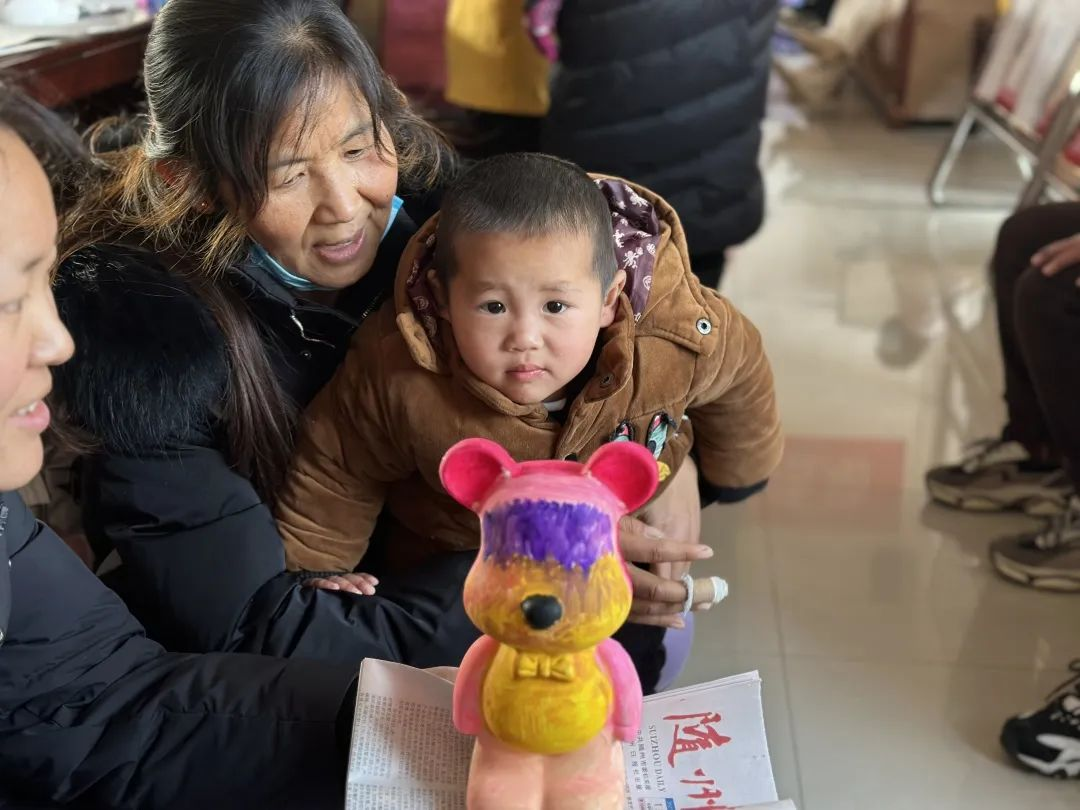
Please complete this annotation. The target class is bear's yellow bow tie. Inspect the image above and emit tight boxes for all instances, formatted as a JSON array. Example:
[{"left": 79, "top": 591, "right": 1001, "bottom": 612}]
[{"left": 515, "top": 652, "right": 575, "bottom": 682}]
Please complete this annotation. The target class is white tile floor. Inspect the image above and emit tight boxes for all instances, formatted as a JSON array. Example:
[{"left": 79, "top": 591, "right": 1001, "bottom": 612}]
[{"left": 677, "top": 83, "right": 1080, "bottom": 809}]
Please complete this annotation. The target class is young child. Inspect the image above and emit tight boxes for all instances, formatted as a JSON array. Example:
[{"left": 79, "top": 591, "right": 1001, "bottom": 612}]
[{"left": 275, "top": 153, "right": 782, "bottom": 587}]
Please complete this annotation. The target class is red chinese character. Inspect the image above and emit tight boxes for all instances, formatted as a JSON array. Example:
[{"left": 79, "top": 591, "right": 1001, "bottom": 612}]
[
  {"left": 689, "top": 787, "right": 725, "bottom": 801},
  {"left": 664, "top": 712, "right": 732, "bottom": 766},
  {"left": 680, "top": 767, "right": 716, "bottom": 786}
]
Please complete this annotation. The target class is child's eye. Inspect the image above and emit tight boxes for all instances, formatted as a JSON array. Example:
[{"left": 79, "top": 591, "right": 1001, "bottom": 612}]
[
  {"left": 481, "top": 301, "right": 506, "bottom": 314},
  {"left": 544, "top": 301, "right": 568, "bottom": 314}
]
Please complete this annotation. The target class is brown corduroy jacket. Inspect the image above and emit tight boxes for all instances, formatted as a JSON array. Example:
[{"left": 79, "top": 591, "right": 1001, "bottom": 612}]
[{"left": 276, "top": 179, "right": 783, "bottom": 573}]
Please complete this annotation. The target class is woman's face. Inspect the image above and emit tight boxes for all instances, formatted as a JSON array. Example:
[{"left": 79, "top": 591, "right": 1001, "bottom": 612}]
[
  {"left": 240, "top": 77, "right": 399, "bottom": 290},
  {"left": 0, "top": 128, "right": 75, "bottom": 491}
]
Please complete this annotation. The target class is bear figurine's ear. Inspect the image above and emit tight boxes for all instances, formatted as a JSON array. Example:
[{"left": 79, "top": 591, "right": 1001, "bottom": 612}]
[
  {"left": 584, "top": 442, "right": 659, "bottom": 514},
  {"left": 440, "top": 438, "right": 518, "bottom": 512}
]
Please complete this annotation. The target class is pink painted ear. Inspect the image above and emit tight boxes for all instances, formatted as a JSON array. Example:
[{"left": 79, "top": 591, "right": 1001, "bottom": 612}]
[
  {"left": 439, "top": 438, "right": 518, "bottom": 512},
  {"left": 584, "top": 442, "right": 659, "bottom": 514}
]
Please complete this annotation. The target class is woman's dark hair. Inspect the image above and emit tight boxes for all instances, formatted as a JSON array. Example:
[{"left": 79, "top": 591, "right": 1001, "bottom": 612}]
[
  {"left": 0, "top": 79, "right": 88, "bottom": 207},
  {"left": 59, "top": 0, "right": 452, "bottom": 501}
]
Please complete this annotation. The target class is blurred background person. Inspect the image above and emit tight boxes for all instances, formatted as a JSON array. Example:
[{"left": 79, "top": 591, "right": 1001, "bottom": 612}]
[{"left": 537, "top": 0, "right": 778, "bottom": 290}]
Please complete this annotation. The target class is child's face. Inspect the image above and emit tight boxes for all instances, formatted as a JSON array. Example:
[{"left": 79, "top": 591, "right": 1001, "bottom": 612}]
[{"left": 443, "top": 229, "right": 623, "bottom": 406}]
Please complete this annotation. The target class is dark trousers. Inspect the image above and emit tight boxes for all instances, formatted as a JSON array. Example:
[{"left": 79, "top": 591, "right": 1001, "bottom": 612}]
[{"left": 993, "top": 202, "right": 1080, "bottom": 488}]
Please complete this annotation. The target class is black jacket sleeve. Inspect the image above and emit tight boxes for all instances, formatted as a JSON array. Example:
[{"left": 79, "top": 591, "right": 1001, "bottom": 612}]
[
  {"left": 0, "top": 493, "right": 357, "bottom": 810},
  {"left": 53, "top": 246, "right": 480, "bottom": 669},
  {"left": 84, "top": 449, "right": 479, "bottom": 668}
]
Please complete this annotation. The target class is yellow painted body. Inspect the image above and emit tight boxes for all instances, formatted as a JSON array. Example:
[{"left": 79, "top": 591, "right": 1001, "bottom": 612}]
[
  {"left": 467, "top": 552, "right": 632, "bottom": 756},
  {"left": 481, "top": 644, "right": 611, "bottom": 756}
]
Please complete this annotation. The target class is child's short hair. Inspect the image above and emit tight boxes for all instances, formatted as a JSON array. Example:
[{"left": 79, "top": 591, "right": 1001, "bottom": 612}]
[{"left": 434, "top": 153, "right": 617, "bottom": 289}]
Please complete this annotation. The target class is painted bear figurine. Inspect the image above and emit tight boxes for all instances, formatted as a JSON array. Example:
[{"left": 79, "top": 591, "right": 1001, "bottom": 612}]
[{"left": 440, "top": 438, "right": 659, "bottom": 810}]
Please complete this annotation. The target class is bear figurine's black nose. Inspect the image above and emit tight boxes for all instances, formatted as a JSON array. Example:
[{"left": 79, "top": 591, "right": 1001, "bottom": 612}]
[{"left": 520, "top": 595, "right": 563, "bottom": 630}]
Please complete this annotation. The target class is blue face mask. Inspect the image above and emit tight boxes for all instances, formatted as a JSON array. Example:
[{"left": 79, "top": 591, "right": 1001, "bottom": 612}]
[{"left": 251, "top": 195, "right": 404, "bottom": 292}]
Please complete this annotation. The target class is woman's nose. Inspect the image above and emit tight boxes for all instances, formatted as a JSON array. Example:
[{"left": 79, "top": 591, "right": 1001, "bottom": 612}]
[
  {"left": 32, "top": 295, "right": 74, "bottom": 368},
  {"left": 314, "top": 174, "right": 361, "bottom": 225}
]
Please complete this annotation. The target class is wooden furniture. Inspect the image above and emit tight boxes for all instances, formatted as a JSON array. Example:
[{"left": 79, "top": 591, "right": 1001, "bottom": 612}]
[
  {"left": 854, "top": 0, "right": 999, "bottom": 125},
  {"left": 0, "top": 18, "right": 152, "bottom": 108}
]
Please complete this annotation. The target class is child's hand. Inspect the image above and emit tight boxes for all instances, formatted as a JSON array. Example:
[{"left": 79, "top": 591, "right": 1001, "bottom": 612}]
[{"left": 303, "top": 572, "right": 379, "bottom": 595}]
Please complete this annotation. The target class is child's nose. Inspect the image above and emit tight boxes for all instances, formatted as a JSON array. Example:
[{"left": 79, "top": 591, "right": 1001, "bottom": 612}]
[
  {"left": 521, "top": 594, "right": 563, "bottom": 630},
  {"left": 507, "top": 315, "right": 542, "bottom": 351}
]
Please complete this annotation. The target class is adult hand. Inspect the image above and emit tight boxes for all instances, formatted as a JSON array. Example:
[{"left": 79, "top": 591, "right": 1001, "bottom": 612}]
[
  {"left": 303, "top": 572, "right": 379, "bottom": 595},
  {"left": 1032, "top": 233, "right": 1080, "bottom": 281},
  {"left": 619, "top": 515, "right": 713, "bottom": 629},
  {"left": 640, "top": 455, "right": 703, "bottom": 584}
]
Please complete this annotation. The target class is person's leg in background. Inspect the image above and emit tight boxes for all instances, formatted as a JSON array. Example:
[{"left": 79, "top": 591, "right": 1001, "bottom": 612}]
[
  {"left": 988, "top": 214, "right": 1080, "bottom": 591},
  {"left": 994, "top": 204, "right": 1080, "bottom": 467},
  {"left": 691, "top": 252, "right": 726, "bottom": 292},
  {"left": 987, "top": 205, "right": 1080, "bottom": 780},
  {"left": 925, "top": 203, "right": 1080, "bottom": 516}
]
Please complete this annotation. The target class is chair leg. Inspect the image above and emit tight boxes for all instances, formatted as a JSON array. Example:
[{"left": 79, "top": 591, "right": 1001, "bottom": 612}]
[
  {"left": 928, "top": 105, "right": 978, "bottom": 207},
  {"left": 1017, "top": 84, "right": 1080, "bottom": 210}
]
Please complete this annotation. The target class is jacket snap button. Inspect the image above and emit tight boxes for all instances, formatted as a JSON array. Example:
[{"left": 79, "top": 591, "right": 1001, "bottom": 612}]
[
  {"left": 300, "top": 350, "right": 313, "bottom": 360},
  {"left": 599, "top": 374, "right": 614, "bottom": 387},
  {"left": 696, "top": 318, "right": 713, "bottom": 335}
]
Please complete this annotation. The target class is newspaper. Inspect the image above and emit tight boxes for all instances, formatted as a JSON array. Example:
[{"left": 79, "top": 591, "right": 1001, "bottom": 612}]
[{"left": 346, "top": 660, "right": 795, "bottom": 810}]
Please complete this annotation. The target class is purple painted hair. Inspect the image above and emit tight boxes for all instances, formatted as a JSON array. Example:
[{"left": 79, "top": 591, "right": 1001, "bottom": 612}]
[{"left": 481, "top": 499, "right": 615, "bottom": 573}]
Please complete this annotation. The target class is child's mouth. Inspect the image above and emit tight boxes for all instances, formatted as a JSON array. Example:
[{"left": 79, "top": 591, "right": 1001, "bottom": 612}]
[{"left": 508, "top": 365, "right": 546, "bottom": 382}]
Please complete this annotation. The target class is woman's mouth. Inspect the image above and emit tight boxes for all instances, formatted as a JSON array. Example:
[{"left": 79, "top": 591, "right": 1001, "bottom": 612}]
[
  {"left": 10, "top": 400, "right": 51, "bottom": 433},
  {"left": 313, "top": 228, "right": 366, "bottom": 265}
]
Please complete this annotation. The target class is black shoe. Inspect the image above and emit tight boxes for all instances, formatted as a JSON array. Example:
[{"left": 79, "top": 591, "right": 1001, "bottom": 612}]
[{"left": 1001, "top": 660, "right": 1080, "bottom": 778}]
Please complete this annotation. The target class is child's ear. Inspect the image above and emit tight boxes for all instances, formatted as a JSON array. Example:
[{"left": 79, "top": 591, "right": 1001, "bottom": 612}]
[
  {"left": 427, "top": 268, "right": 451, "bottom": 318},
  {"left": 599, "top": 269, "right": 627, "bottom": 328}
]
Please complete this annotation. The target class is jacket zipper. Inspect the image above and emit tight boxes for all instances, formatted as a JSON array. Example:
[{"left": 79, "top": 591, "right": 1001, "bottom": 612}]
[
  {"left": 289, "top": 311, "right": 336, "bottom": 349},
  {"left": 289, "top": 291, "right": 385, "bottom": 350}
]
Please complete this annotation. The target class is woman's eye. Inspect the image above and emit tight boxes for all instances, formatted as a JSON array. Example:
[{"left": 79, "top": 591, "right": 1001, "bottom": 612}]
[
  {"left": 345, "top": 147, "right": 369, "bottom": 160},
  {"left": 544, "top": 301, "right": 568, "bottom": 314},
  {"left": 278, "top": 172, "right": 304, "bottom": 189},
  {"left": 481, "top": 301, "right": 506, "bottom": 314}
]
